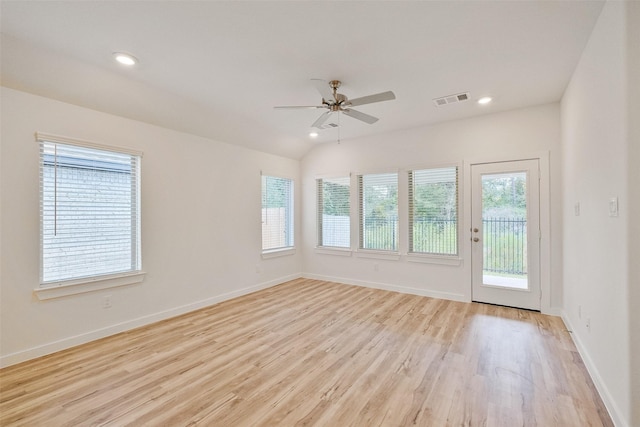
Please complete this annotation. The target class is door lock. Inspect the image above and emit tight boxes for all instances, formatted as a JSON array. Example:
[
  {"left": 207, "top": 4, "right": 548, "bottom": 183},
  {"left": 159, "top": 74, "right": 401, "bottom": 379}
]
[{"left": 473, "top": 237, "right": 480, "bottom": 242}]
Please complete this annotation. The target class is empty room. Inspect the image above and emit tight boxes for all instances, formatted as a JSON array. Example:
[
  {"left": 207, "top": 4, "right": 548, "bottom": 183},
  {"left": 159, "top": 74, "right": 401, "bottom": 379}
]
[{"left": 0, "top": 1, "right": 638, "bottom": 426}]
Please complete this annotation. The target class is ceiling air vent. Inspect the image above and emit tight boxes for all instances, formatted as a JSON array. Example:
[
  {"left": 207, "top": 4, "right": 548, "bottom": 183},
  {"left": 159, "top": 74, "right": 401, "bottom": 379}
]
[
  {"left": 433, "top": 92, "right": 470, "bottom": 107},
  {"left": 317, "top": 122, "right": 339, "bottom": 130}
]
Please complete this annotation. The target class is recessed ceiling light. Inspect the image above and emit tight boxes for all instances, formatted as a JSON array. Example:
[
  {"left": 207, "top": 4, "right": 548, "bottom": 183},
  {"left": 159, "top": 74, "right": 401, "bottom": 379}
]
[
  {"left": 309, "top": 132, "right": 319, "bottom": 138},
  {"left": 113, "top": 52, "right": 138, "bottom": 66},
  {"left": 478, "top": 96, "right": 493, "bottom": 105}
]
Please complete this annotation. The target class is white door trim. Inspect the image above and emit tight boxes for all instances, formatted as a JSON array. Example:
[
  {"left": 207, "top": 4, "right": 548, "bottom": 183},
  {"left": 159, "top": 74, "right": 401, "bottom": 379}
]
[{"left": 463, "top": 151, "right": 552, "bottom": 314}]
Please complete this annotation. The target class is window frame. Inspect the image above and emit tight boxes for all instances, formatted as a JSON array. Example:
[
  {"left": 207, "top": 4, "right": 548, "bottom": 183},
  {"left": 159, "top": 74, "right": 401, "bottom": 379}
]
[
  {"left": 261, "top": 173, "right": 295, "bottom": 256},
  {"left": 316, "top": 175, "right": 351, "bottom": 250},
  {"left": 357, "top": 171, "right": 400, "bottom": 255},
  {"left": 35, "top": 132, "right": 145, "bottom": 300},
  {"left": 406, "top": 163, "right": 462, "bottom": 264}
]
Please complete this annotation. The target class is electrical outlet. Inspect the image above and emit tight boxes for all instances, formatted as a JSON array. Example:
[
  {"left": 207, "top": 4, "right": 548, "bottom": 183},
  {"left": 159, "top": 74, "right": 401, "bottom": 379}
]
[
  {"left": 586, "top": 318, "right": 591, "bottom": 332},
  {"left": 102, "top": 295, "right": 112, "bottom": 309},
  {"left": 574, "top": 202, "right": 580, "bottom": 216}
]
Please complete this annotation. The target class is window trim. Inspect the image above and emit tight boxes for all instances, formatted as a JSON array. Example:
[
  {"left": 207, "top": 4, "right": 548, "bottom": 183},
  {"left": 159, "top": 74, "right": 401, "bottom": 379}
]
[
  {"left": 261, "top": 247, "right": 297, "bottom": 259},
  {"left": 356, "top": 170, "right": 400, "bottom": 253},
  {"left": 316, "top": 175, "right": 352, "bottom": 250},
  {"left": 407, "top": 163, "right": 460, "bottom": 257},
  {"left": 355, "top": 250, "right": 401, "bottom": 260},
  {"left": 34, "top": 271, "right": 146, "bottom": 300},
  {"left": 405, "top": 252, "right": 462, "bottom": 266},
  {"left": 315, "top": 247, "right": 352, "bottom": 257},
  {"left": 36, "top": 132, "right": 143, "bottom": 157},
  {"left": 36, "top": 132, "right": 144, "bottom": 298},
  {"left": 260, "top": 172, "right": 295, "bottom": 254}
]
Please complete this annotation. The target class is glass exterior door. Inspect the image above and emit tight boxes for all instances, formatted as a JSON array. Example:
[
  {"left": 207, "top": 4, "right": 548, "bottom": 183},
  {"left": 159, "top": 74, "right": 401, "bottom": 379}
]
[{"left": 471, "top": 160, "right": 540, "bottom": 310}]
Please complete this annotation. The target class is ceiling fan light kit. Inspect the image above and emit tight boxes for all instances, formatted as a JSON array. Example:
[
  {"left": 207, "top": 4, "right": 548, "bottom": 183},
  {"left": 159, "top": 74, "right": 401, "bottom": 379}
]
[{"left": 275, "top": 79, "right": 396, "bottom": 130}]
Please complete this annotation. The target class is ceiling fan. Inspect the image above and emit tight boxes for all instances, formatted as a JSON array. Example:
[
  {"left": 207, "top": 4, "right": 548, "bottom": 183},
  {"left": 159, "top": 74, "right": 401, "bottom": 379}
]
[{"left": 274, "top": 79, "right": 396, "bottom": 129}]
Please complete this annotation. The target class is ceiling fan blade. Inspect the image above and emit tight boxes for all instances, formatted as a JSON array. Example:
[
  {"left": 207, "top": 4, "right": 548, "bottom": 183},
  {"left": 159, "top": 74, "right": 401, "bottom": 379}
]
[
  {"left": 274, "top": 105, "right": 326, "bottom": 109},
  {"left": 312, "top": 111, "right": 332, "bottom": 128},
  {"left": 342, "top": 108, "right": 379, "bottom": 124},
  {"left": 311, "top": 79, "right": 335, "bottom": 103},
  {"left": 346, "top": 91, "right": 396, "bottom": 107}
]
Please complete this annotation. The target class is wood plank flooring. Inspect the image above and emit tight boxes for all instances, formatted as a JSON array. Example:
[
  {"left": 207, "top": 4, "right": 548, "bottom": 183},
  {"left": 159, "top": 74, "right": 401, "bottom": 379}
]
[{"left": 0, "top": 278, "right": 612, "bottom": 426}]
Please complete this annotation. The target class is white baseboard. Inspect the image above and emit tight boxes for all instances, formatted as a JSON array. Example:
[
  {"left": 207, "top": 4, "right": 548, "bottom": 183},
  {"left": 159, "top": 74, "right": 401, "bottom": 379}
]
[
  {"left": 0, "top": 273, "right": 301, "bottom": 368},
  {"left": 542, "top": 306, "right": 563, "bottom": 317},
  {"left": 302, "top": 273, "right": 467, "bottom": 302},
  {"left": 560, "top": 312, "right": 626, "bottom": 427}
]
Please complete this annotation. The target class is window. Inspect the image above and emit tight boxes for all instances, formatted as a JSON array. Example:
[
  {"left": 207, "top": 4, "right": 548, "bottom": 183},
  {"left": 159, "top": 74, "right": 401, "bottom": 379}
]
[
  {"left": 39, "top": 137, "right": 141, "bottom": 285},
  {"left": 317, "top": 177, "right": 350, "bottom": 248},
  {"left": 408, "top": 166, "right": 458, "bottom": 255},
  {"left": 358, "top": 172, "right": 398, "bottom": 251},
  {"left": 261, "top": 175, "right": 294, "bottom": 251}
]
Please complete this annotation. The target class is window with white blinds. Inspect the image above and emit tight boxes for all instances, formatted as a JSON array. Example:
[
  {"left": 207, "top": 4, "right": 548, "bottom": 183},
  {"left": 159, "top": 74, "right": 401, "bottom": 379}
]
[
  {"left": 358, "top": 172, "right": 398, "bottom": 251},
  {"left": 408, "top": 166, "right": 458, "bottom": 255},
  {"left": 317, "top": 177, "right": 350, "bottom": 248},
  {"left": 39, "top": 138, "right": 142, "bottom": 284},
  {"left": 261, "top": 175, "right": 294, "bottom": 251}
]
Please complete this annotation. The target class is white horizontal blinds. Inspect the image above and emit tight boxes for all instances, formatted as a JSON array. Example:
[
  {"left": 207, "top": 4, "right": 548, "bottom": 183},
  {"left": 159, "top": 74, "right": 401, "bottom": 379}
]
[
  {"left": 40, "top": 140, "right": 141, "bottom": 283},
  {"left": 316, "top": 179, "right": 323, "bottom": 246},
  {"left": 261, "top": 175, "right": 294, "bottom": 251},
  {"left": 358, "top": 172, "right": 398, "bottom": 251},
  {"left": 408, "top": 166, "right": 458, "bottom": 255},
  {"left": 317, "top": 177, "right": 350, "bottom": 248}
]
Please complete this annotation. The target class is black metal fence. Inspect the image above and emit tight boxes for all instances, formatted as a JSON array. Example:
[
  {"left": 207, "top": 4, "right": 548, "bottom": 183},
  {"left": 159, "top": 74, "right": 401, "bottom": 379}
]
[
  {"left": 363, "top": 218, "right": 458, "bottom": 254},
  {"left": 483, "top": 218, "right": 527, "bottom": 275},
  {"left": 411, "top": 219, "right": 457, "bottom": 254},
  {"left": 362, "top": 217, "right": 527, "bottom": 275},
  {"left": 363, "top": 218, "right": 398, "bottom": 251}
]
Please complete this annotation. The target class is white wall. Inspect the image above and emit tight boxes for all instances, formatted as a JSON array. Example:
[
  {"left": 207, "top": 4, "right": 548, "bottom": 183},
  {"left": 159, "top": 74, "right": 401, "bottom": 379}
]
[
  {"left": 627, "top": 2, "right": 640, "bottom": 423},
  {"left": 301, "top": 103, "right": 562, "bottom": 311},
  {"left": 0, "top": 87, "right": 301, "bottom": 366},
  {"left": 561, "top": 1, "right": 635, "bottom": 425}
]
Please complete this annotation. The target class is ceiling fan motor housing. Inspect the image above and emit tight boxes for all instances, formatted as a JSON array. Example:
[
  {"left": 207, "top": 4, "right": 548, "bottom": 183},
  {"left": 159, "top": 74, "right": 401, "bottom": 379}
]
[
  {"left": 274, "top": 78, "right": 395, "bottom": 129},
  {"left": 330, "top": 93, "right": 348, "bottom": 111}
]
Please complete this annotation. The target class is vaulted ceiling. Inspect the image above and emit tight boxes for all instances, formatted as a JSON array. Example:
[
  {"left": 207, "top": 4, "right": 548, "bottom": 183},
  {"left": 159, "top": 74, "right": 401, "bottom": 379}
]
[{"left": 1, "top": 1, "right": 604, "bottom": 159}]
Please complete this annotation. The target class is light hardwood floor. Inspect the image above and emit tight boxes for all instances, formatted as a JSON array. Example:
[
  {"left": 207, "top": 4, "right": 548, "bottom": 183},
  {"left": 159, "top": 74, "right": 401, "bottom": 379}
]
[{"left": 0, "top": 278, "right": 612, "bottom": 426}]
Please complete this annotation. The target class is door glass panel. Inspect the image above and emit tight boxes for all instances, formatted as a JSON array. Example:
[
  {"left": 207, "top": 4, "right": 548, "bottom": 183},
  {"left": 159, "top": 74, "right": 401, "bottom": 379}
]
[{"left": 482, "top": 172, "right": 528, "bottom": 289}]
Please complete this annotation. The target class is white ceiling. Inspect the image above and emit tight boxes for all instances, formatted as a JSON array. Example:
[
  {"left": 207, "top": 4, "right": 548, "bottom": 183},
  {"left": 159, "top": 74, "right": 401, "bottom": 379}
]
[{"left": 0, "top": 1, "right": 604, "bottom": 159}]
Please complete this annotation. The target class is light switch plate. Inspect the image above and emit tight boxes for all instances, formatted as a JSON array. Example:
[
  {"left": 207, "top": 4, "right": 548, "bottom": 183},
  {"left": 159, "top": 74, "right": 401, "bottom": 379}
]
[
  {"left": 609, "top": 197, "right": 619, "bottom": 217},
  {"left": 574, "top": 202, "right": 580, "bottom": 216}
]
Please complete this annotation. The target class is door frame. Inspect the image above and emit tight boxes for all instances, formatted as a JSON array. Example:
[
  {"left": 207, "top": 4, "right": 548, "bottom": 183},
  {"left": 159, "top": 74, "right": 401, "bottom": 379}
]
[{"left": 463, "top": 152, "right": 553, "bottom": 314}]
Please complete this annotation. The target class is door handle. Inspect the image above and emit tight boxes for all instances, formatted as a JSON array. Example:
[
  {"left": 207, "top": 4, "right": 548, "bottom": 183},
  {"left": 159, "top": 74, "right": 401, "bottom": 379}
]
[{"left": 473, "top": 237, "right": 480, "bottom": 242}]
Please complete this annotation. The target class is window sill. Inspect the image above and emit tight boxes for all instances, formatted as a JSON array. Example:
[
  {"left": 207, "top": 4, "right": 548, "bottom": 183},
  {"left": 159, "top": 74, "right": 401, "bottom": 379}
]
[
  {"left": 355, "top": 250, "right": 401, "bottom": 261},
  {"left": 406, "top": 253, "right": 462, "bottom": 266},
  {"left": 35, "top": 271, "right": 146, "bottom": 300},
  {"left": 261, "top": 247, "right": 296, "bottom": 259},
  {"left": 315, "top": 247, "right": 353, "bottom": 257}
]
